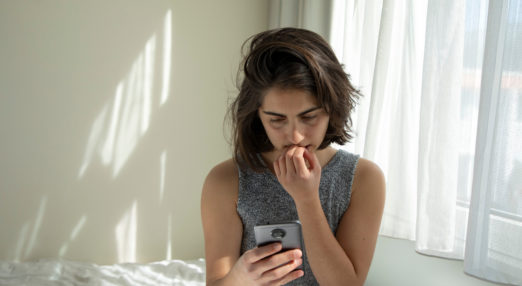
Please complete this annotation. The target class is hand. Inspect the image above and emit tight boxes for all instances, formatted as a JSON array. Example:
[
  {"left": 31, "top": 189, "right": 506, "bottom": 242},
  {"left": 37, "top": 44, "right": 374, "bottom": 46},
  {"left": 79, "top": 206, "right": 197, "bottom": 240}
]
[
  {"left": 227, "top": 242, "right": 303, "bottom": 285},
  {"left": 274, "top": 146, "right": 321, "bottom": 203}
]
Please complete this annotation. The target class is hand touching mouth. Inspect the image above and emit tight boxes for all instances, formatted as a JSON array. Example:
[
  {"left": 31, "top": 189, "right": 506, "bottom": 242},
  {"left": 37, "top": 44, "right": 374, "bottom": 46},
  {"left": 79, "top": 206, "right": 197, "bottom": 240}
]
[{"left": 283, "top": 144, "right": 313, "bottom": 150}]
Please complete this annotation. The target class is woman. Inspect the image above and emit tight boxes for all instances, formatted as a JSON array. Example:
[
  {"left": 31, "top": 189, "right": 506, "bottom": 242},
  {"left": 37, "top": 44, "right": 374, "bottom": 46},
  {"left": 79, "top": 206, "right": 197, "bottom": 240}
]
[{"left": 201, "top": 28, "right": 385, "bottom": 285}]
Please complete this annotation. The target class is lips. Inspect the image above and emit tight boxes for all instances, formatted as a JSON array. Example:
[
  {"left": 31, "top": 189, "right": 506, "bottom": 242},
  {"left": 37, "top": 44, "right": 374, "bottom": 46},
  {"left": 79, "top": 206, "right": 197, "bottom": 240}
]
[{"left": 284, "top": 144, "right": 312, "bottom": 149}]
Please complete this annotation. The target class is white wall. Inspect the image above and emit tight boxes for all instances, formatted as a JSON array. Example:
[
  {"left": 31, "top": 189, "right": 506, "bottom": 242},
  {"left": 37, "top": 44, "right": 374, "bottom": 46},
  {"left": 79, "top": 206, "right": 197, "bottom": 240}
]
[{"left": 0, "top": 0, "right": 268, "bottom": 264}]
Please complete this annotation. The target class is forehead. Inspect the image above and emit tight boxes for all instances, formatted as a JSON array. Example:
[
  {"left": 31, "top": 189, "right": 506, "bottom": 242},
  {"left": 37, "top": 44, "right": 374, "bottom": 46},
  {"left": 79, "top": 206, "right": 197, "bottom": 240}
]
[{"left": 260, "top": 88, "right": 318, "bottom": 111}]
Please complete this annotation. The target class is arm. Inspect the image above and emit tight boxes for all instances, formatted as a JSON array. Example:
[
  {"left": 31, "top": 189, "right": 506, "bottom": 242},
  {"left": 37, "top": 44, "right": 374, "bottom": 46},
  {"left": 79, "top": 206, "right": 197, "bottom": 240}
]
[
  {"left": 201, "top": 159, "right": 304, "bottom": 286},
  {"left": 274, "top": 148, "right": 385, "bottom": 285},
  {"left": 201, "top": 159, "right": 242, "bottom": 285}
]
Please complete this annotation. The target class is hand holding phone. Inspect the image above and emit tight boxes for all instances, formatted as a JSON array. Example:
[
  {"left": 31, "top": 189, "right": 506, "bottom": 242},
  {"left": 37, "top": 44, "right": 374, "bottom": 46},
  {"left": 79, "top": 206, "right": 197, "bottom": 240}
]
[{"left": 254, "top": 221, "right": 304, "bottom": 270}]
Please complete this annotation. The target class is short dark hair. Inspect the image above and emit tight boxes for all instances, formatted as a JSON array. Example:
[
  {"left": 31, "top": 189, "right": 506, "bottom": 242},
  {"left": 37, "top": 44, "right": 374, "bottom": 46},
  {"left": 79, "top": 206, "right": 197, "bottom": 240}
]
[{"left": 227, "top": 28, "right": 360, "bottom": 172}]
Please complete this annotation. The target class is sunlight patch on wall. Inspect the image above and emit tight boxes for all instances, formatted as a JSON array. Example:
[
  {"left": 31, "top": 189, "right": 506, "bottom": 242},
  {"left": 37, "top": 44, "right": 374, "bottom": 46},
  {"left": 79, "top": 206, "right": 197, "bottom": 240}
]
[
  {"left": 160, "top": 150, "right": 167, "bottom": 202},
  {"left": 116, "top": 200, "right": 138, "bottom": 263},
  {"left": 111, "top": 36, "right": 156, "bottom": 177},
  {"left": 13, "top": 222, "right": 29, "bottom": 262},
  {"left": 102, "top": 83, "right": 124, "bottom": 166},
  {"left": 58, "top": 215, "right": 87, "bottom": 257},
  {"left": 161, "top": 10, "right": 172, "bottom": 106},
  {"left": 10, "top": 197, "right": 49, "bottom": 261},
  {"left": 141, "top": 36, "right": 156, "bottom": 135},
  {"left": 78, "top": 105, "right": 109, "bottom": 178},
  {"left": 77, "top": 9, "right": 173, "bottom": 179},
  {"left": 23, "top": 196, "right": 47, "bottom": 260},
  {"left": 166, "top": 213, "right": 172, "bottom": 260}
]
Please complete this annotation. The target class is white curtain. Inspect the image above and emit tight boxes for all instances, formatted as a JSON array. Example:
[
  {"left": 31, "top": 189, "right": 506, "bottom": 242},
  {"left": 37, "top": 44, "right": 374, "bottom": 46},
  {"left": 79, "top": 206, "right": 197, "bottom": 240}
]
[
  {"left": 270, "top": 0, "right": 522, "bottom": 284},
  {"left": 268, "top": 0, "right": 333, "bottom": 38}
]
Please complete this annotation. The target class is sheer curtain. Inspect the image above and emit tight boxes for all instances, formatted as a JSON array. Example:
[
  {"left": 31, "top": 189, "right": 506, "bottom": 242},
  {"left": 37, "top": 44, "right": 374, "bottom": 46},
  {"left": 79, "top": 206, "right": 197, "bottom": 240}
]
[{"left": 269, "top": 0, "right": 522, "bottom": 284}]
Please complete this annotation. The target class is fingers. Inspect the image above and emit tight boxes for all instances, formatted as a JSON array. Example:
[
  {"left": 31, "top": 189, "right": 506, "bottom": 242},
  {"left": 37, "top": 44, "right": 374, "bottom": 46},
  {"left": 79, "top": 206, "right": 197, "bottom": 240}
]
[
  {"left": 273, "top": 269, "right": 305, "bottom": 285},
  {"left": 303, "top": 147, "right": 320, "bottom": 173},
  {"left": 285, "top": 146, "right": 297, "bottom": 174},
  {"left": 257, "top": 249, "right": 302, "bottom": 273},
  {"left": 275, "top": 146, "right": 306, "bottom": 176},
  {"left": 244, "top": 243, "right": 282, "bottom": 264},
  {"left": 274, "top": 155, "right": 285, "bottom": 177},
  {"left": 256, "top": 249, "right": 303, "bottom": 282},
  {"left": 274, "top": 145, "right": 321, "bottom": 183},
  {"left": 274, "top": 159, "right": 281, "bottom": 177},
  {"left": 243, "top": 245, "right": 303, "bottom": 283},
  {"left": 262, "top": 259, "right": 304, "bottom": 284},
  {"left": 291, "top": 147, "right": 308, "bottom": 176}
]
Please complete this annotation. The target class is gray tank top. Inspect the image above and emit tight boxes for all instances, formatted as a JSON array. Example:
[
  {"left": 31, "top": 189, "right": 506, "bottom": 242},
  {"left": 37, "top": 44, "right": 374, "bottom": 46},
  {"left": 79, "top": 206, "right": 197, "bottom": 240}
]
[{"left": 237, "top": 149, "right": 359, "bottom": 285}]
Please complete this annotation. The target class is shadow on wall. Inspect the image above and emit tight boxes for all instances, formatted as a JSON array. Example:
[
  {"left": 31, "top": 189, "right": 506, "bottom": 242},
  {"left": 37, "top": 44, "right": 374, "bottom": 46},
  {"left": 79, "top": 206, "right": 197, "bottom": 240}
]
[{"left": 11, "top": 9, "right": 175, "bottom": 264}]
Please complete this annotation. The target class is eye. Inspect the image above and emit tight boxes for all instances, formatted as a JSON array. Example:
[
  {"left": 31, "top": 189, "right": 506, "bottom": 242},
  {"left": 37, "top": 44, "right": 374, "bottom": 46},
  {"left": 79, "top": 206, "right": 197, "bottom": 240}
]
[
  {"left": 301, "top": 115, "right": 317, "bottom": 121},
  {"left": 269, "top": 117, "right": 285, "bottom": 123},
  {"left": 268, "top": 117, "right": 286, "bottom": 128}
]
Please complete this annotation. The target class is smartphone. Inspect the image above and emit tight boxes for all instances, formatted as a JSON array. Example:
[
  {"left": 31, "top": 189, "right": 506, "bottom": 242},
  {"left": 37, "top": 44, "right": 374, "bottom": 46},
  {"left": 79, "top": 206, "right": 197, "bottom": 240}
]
[{"left": 254, "top": 221, "right": 304, "bottom": 270}]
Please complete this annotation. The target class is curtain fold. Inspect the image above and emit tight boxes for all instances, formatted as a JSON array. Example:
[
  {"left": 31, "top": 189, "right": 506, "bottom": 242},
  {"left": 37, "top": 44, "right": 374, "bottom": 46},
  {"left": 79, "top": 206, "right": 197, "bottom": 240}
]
[
  {"left": 270, "top": 0, "right": 522, "bottom": 284},
  {"left": 268, "top": 0, "right": 333, "bottom": 40},
  {"left": 417, "top": 0, "right": 466, "bottom": 258},
  {"left": 330, "top": 0, "right": 429, "bottom": 242},
  {"left": 465, "top": 0, "right": 522, "bottom": 283}
]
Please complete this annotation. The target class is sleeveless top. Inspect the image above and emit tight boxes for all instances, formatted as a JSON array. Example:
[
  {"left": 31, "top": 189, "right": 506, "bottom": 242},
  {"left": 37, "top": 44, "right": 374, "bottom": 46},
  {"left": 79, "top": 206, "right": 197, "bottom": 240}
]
[{"left": 237, "top": 149, "right": 359, "bottom": 285}]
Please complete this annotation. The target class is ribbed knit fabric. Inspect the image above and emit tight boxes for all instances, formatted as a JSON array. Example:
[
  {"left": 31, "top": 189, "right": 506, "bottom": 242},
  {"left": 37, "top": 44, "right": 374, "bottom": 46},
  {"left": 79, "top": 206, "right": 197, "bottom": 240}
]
[{"left": 237, "top": 149, "right": 359, "bottom": 285}]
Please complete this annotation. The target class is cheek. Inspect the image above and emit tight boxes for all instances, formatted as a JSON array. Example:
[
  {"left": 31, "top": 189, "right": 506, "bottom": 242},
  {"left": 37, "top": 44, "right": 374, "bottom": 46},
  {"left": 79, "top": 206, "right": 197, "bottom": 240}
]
[
  {"left": 262, "top": 122, "right": 284, "bottom": 142},
  {"left": 266, "top": 127, "right": 285, "bottom": 141},
  {"left": 314, "top": 119, "right": 330, "bottom": 138}
]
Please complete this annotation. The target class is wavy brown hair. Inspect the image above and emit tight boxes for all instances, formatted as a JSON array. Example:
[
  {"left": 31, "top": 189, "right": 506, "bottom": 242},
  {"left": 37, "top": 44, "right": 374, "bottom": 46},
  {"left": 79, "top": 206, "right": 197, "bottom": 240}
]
[{"left": 227, "top": 28, "right": 360, "bottom": 172}]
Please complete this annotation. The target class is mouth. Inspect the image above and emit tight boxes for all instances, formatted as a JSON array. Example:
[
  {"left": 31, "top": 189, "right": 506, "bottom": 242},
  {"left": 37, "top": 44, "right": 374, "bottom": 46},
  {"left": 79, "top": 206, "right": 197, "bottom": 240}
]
[{"left": 283, "top": 144, "right": 313, "bottom": 150}]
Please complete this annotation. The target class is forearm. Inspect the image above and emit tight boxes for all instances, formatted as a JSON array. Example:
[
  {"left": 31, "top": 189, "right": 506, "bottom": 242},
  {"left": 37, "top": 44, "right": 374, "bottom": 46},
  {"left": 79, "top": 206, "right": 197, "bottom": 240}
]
[
  {"left": 207, "top": 277, "right": 229, "bottom": 286},
  {"left": 296, "top": 198, "right": 363, "bottom": 286},
  {"left": 207, "top": 271, "right": 242, "bottom": 286}
]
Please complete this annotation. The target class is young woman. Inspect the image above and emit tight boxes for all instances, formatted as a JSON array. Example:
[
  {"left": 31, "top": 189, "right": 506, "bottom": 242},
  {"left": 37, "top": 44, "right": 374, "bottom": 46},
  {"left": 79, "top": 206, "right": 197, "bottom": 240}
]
[{"left": 201, "top": 28, "right": 385, "bottom": 285}]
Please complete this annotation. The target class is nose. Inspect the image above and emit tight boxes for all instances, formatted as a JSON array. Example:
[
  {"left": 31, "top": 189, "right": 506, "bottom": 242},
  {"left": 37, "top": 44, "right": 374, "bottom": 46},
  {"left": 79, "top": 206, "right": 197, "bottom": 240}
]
[{"left": 288, "top": 122, "right": 304, "bottom": 145}]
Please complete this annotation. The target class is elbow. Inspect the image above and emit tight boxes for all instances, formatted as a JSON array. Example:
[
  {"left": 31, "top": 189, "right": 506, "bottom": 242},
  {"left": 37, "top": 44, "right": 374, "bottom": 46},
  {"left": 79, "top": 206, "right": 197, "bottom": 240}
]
[
  {"left": 345, "top": 275, "right": 366, "bottom": 286},
  {"left": 348, "top": 267, "right": 369, "bottom": 286},
  {"left": 318, "top": 271, "right": 367, "bottom": 286},
  {"left": 342, "top": 276, "right": 366, "bottom": 286},
  {"left": 337, "top": 266, "right": 369, "bottom": 286}
]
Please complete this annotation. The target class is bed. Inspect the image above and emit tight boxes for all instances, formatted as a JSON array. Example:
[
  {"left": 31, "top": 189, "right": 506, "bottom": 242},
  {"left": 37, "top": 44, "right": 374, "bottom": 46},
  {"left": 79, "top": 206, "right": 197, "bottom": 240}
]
[{"left": 0, "top": 258, "right": 206, "bottom": 285}]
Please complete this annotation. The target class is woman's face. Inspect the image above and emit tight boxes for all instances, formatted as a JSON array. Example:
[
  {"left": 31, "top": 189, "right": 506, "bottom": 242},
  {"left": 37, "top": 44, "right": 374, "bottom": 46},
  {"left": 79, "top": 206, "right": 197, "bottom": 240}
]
[{"left": 258, "top": 87, "right": 330, "bottom": 155}]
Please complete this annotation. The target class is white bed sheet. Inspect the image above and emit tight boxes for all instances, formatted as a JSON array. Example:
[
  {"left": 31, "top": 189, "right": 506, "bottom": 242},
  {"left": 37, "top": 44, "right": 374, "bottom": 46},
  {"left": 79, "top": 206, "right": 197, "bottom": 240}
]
[{"left": 0, "top": 258, "right": 205, "bottom": 286}]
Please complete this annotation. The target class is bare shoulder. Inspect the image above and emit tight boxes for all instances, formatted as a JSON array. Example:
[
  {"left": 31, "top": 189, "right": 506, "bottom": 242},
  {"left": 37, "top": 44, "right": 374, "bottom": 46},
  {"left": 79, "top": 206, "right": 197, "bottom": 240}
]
[
  {"left": 352, "top": 157, "right": 386, "bottom": 199},
  {"left": 201, "top": 159, "right": 243, "bottom": 283},
  {"left": 335, "top": 157, "right": 385, "bottom": 282},
  {"left": 202, "top": 158, "right": 239, "bottom": 202},
  {"left": 204, "top": 158, "right": 238, "bottom": 187}
]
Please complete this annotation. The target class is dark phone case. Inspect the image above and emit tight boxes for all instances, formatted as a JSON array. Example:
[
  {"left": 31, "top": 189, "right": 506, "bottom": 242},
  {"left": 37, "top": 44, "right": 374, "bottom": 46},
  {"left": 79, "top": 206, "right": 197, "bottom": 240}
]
[{"left": 254, "top": 221, "right": 304, "bottom": 270}]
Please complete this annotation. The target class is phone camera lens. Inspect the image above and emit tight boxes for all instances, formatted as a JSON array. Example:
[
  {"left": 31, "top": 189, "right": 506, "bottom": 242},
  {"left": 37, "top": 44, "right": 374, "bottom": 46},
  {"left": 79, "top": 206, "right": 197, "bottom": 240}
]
[{"left": 271, "top": 228, "right": 286, "bottom": 239}]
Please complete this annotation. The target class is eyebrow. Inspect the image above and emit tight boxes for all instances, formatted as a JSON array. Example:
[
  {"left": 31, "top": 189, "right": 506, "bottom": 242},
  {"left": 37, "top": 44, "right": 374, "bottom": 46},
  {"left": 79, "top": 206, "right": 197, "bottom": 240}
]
[{"left": 262, "top": 106, "right": 322, "bottom": 117}]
